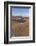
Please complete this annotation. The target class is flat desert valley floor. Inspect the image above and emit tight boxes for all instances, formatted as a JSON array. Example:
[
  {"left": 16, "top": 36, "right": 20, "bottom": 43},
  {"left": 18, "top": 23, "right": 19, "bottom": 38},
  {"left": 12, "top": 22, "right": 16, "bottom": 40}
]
[{"left": 10, "top": 16, "right": 29, "bottom": 37}]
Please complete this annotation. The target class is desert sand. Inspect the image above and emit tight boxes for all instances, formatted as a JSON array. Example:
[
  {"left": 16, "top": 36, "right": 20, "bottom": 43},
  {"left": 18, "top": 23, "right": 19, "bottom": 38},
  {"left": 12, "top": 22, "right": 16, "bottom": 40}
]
[{"left": 10, "top": 16, "right": 29, "bottom": 37}]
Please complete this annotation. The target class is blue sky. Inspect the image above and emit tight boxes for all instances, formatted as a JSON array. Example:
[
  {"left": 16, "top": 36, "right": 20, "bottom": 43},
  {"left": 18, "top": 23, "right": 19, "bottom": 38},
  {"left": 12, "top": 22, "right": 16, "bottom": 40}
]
[{"left": 12, "top": 8, "right": 30, "bottom": 17}]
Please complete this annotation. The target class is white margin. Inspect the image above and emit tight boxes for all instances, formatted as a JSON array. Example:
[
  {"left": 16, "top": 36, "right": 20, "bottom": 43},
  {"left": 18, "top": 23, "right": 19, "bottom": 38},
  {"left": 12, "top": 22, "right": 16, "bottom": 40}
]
[{"left": 8, "top": 4, "right": 33, "bottom": 41}]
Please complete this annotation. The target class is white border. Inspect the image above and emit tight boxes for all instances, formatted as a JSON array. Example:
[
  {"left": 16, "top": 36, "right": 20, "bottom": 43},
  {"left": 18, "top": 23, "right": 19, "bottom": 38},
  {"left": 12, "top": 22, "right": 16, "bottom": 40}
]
[{"left": 8, "top": 4, "right": 33, "bottom": 41}]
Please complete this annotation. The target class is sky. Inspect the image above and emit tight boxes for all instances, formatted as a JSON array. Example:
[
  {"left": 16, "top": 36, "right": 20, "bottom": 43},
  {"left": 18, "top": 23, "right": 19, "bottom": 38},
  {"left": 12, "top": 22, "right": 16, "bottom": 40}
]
[{"left": 12, "top": 8, "right": 30, "bottom": 17}]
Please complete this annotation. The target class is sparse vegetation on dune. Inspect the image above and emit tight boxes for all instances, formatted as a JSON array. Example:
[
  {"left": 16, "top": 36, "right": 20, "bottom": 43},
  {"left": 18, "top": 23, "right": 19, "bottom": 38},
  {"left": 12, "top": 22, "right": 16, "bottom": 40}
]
[{"left": 10, "top": 16, "right": 29, "bottom": 37}]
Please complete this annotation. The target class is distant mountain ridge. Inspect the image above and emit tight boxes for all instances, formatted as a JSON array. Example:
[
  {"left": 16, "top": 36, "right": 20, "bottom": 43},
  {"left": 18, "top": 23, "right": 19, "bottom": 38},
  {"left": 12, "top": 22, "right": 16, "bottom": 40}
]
[
  {"left": 11, "top": 16, "right": 29, "bottom": 22},
  {"left": 12, "top": 16, "right": 29, "bottom": 19}
]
